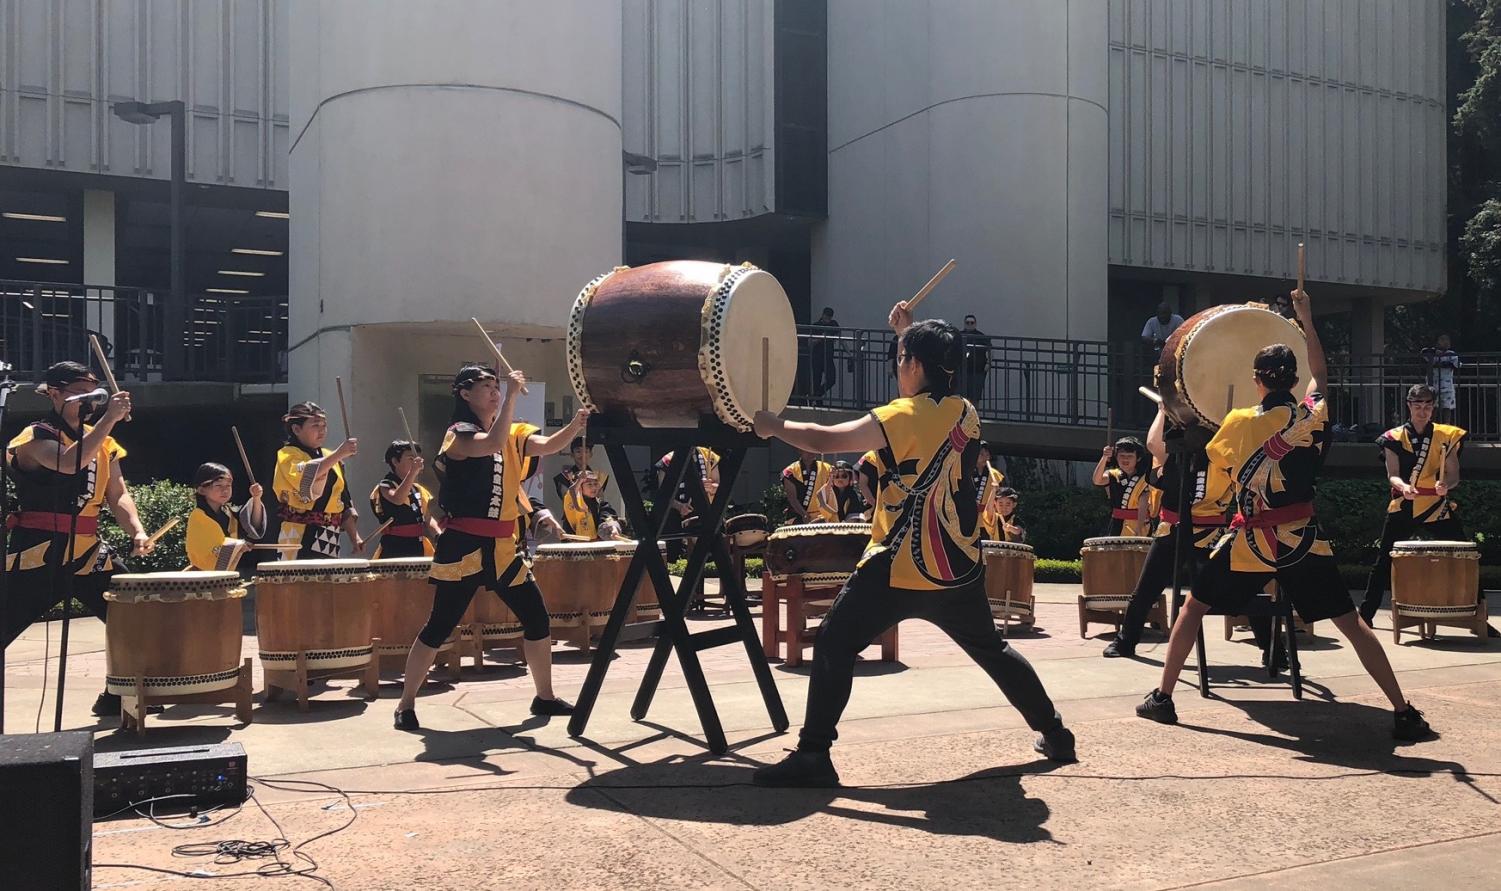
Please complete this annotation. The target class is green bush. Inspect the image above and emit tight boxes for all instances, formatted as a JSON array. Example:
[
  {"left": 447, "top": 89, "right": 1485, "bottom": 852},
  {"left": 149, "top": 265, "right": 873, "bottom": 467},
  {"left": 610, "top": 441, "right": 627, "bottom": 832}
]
[
  {"left": 1034, "top": 558, "right": 1082, "bottom": 582},
  {"left": 1316, "top": 479, "right": 1501, "bottom": 565},
  {"left": 99, "top": 478, "right": 195, "bottom": 573},
  {"left": 1015, "top": 487, "right": 1109, "bottom": 560},
  {"left": 667, "top": 556, "right": 764, "bottom": 579}
]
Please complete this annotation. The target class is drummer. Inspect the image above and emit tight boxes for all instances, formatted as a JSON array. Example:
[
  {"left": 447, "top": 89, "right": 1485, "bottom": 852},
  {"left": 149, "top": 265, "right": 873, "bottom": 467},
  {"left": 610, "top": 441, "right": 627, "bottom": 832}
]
[
  {"left": 4, "top": 361, "right": 153, "bottom": 717},
  {"left": 1136, "top": 289, "right": 1434, "bottom": 742},
  {"left": 1358, "top": 384, "right": 1492, "bottom": 633},
  {"left": 782, "top": 449, "right": 835, "bottom": 523},
  {"left": 1092, "top": 436, "right": 1157, "bottom": 536},
  {"left": 813, "top": 459, "right": 867, "bottom": 522},
  {"left": 654, "top": 446, "right": 719, "bottom": 560},
  {"left": 982, "top": 487, "right": 1026, "bottom": 543},
  {"left": 562, "top": 470, "right": 623, "bottom": 541},
  {"left": 369, "top": 440, "right": 440, "bottom": 559},
  {"left": 973, "top": 441, "right": 1005, "bottom": 514},
  {"left": 749, "top": 302, "right": 1074, "bottom": 787},
  {"left": 394, "top": 363, "right": 590, "bottom": 730},
  {"left": 272, "top": 402, "right": 363, "bottom": 559},
  {"left": 1102, "top": 408, "right": 1231, "bottom": 659},
  {"left": 552, "top": 435, "right": 609, "bottom": 500},
  {"left": 187, "top": 462, "right": 267, "bottom": 571},
  {"left": 855, "top": 449, "right": 886, "bottom": 515}
]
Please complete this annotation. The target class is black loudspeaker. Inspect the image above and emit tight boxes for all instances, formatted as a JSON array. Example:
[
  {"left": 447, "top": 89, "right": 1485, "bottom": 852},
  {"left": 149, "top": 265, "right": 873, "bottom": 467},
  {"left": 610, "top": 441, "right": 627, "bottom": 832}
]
[{"left": 0, "top": 731, "right": 93, "bottom": 890}]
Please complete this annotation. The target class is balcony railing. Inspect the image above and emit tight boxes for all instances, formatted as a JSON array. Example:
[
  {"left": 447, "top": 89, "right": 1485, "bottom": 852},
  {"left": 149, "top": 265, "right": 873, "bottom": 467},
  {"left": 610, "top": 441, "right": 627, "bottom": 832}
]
[
  {"left": 791, "top": 324, "right": 1501, "bottom": 443},
  {"left": 1, "top": 280, "right": 287, "bottom": 384}
]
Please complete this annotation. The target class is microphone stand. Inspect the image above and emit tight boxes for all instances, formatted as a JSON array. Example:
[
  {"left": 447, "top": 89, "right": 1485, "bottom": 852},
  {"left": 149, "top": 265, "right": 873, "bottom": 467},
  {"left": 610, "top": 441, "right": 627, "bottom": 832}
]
[
  {"left": 0, "top": 361, "right": 17, "bottom": 728},
  {"left": 53, "top": 408, "right": 88, "bottom": 732}
]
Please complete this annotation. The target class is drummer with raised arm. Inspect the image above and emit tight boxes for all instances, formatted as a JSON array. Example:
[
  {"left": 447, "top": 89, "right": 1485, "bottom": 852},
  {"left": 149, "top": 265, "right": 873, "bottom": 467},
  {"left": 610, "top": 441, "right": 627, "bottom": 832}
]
[
  {"left": 4, "top": 361, "right": 153, "bottom": 717},
  {"left": 562, "top": 470, "right": 623, "bottom": 541},
  {"left": 393, "top": 363, "right": 589, "bottom": 731},
  {"left": 748, "top": 301, "right": 1075, "bottom": 787},
  {"left": 370, "top": 440, "right": 440, "bottom": 559},
  {"left": 982, "top": 487, "right": 1027, "bottom": 543},
  {"left": 187, "top": 462, "right": 267, "bottom": 571},
  {"left": 1135, "top": 289, "right": 1434, "bottom": 742},
  {"left": 1092, "top": 436, "right": 1157, "bottom": 536},
  {"left": 272, "top": 402, "right": 363, "bottom": 559}
]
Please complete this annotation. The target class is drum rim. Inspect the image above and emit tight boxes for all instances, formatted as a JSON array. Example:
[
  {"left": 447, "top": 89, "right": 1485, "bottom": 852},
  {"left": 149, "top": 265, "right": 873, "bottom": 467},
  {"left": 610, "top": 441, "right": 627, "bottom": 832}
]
[
  {"left": 1175, "top": 305, "right": 1305, "bottom": 428},
  {"left": 110, "top": 570, "right": 240, "bottom": 584},
  {"left": 769, "top": 522, "right": 873, "bottom": 538},
  {"left": 981, "top": 541, "right": 1035, "bottom": 553},
  {"left": 258, "top": 558, "right": 371, "bottom": 570},
  {"left": 699, "top": 263, "right": 779, "bottom": 432},
  {"left": 535, "top": 542, "right": 619, "bottom": 555},
  {"left": 1082, "top": 536, "right": 1154, "bottom": 546},
  {"left": 368, "top": 557, "right": 434, "bottom": 566},
  {"left": 1391, "top": 540, "right": 1477, "bottom": 550},
  {"left": 565, "top": 266, "right": 625, "bottom": 416}
]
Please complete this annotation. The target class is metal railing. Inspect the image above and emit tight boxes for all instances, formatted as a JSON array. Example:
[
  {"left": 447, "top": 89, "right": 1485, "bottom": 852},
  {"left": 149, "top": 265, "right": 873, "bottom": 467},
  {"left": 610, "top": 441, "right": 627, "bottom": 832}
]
[
  {"left": 791, "top": 325, "right": 1501, "bottom": 442},
  {"left": 1, "top": 280, "right": 287, "bottom": 384}
]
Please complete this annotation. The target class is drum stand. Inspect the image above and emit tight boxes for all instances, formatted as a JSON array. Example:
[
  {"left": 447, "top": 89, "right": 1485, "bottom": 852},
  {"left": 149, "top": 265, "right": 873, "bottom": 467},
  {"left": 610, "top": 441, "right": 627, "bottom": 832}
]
[
  {"left": 568, "top": 424, "right": 788, "bottom": 755},
  {"left": 119, "top": 659, "right": 255, "bottom": 737},
  {"left": 262, "top": 651, "right": 380, "bottom": 712}
]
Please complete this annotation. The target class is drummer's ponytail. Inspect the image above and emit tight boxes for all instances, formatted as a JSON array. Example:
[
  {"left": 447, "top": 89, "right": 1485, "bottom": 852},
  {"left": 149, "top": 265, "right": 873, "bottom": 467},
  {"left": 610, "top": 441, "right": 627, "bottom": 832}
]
[
  {"left": 1253, "top": 344, "right": 1299, "bottom": 392},
  {"left": 900, "top": 320, "right": 962, "bottom": 399}
]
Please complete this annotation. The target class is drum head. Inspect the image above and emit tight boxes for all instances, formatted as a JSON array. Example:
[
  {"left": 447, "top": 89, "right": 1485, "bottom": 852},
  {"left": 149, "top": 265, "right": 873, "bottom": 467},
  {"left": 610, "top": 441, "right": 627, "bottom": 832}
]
[
  {"left": 1392, "top": 540, "right": 1477, "bottom": 552},
  {"left": 770, "top": 523, "right": 872, "bottom": 540},
  {"left": 703, "top": 268, "right": 797, "bottom": 430},
  {"left": 1082, "top": 536, "right": 1154, "bottom": 549},
  {"left": 111, "top": 571, "right": 239, "bottom": 585},
  {"left": 536, "top": 542, "right": 618, "bottom": 557},
  {"left": 369, "top": 557, "right": 433, "bottom": 568},
  {"left": 981, "top": 541, "right": 1035, "bottom": 555},
  {"left": 1173, "top": 306, "right": 1309, "bottom": 428}
]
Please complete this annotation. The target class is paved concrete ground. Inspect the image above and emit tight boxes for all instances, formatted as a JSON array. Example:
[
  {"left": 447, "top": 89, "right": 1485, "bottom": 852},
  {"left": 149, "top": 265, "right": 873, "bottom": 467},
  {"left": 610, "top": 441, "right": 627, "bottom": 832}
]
[{"left": 5, "top": 582, "right": 1499, "bottom": 890}]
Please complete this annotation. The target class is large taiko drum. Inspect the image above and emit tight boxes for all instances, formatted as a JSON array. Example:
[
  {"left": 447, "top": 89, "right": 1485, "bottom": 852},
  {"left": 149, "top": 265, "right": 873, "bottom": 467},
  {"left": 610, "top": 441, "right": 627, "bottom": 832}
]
[
  {"left": 613, "top": 540, "right": 666, "bottom": 620},
  {"left": 981, "top": 541, "right": 1036, "bottom": 631},
  {"left": 1078, "top": 536, "right": 1154, "bottom": 638},
  {"left": 254, "top": 559, "right": 375, "bottom": 672},
  {"left": 764, "top": 523, "right": 872, "bottom": 589},
  {"left": 1390, "top": 540, "right": 1486, "bottom": 640},
  {"left": 531, "top": 542, "right": 627, "bottom": 638},
  {"left": 104, "top": 572, "right": 246, "bottom": 697},
  {"left": 367, "top": 558, "right": 451, "bottom": 656},
  {"left": 1157, "top": 304, "right": 1309, "bottom": 429},
  {"left": 566, "top": 261, "right": 797, "bottom": 430}
]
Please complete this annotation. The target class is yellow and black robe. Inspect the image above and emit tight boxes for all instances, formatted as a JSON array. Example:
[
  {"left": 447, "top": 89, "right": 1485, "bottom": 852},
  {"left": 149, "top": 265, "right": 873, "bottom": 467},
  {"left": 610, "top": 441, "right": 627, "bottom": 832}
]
[
  {"left": 272, "top": 442, "right": 352, "bottom": 559},
  {"left": 1377, "top": 421, "right": 1467, "bottom": 525},
  {"left": 429, "top": 421, "right": 537, "bottom": 590},
  {"left": 370, "top": 473, "right": 435, "bottom": 559},
  {"left": 187, "top": 496, "right": 267, "bottom": 571},
  {"left": 1101, "top": 467, "right": 1159, "bottom": 537},
  {"left": 782, "top": 459, "right": 833, "bottom": 522},
  {"left": 561, "top": 489, "right": 619, "bottom": 540}
]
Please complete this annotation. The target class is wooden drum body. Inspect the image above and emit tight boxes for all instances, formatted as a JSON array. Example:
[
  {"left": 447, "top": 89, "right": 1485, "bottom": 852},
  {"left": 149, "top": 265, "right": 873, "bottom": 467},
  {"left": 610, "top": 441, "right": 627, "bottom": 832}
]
[
  {"left": 981, "top": 541, "right": 1036, "bottom": 633},
  {"left": 1390, "top": 541, "right": 1486, "bottom": 641},
  {"left": 105, "top": 572, "right": 246, "bottom": 697},
  {"left": 532, "top": 543, "right": 626, "bottom": 645},
  {"left": 764, "top": 523, "right": 871, "bottom": 589},
  {"left": 725, "top": 513, "right": 770, "bottom": 550},
  {"left": 367, "top": 558, "right": 446, "bottom": 656},
  {"left": 1079, "top": 536, "right": 1155, "bottom": 638},
  {"left": 1158, "top": 304, "right": 1309, "bottom": 429},
  {"left": 254, "top": 559, "right": 375, "bottom": 671},
  {"left": 567, "top": 261, "right": 797, "bottom": 431}
]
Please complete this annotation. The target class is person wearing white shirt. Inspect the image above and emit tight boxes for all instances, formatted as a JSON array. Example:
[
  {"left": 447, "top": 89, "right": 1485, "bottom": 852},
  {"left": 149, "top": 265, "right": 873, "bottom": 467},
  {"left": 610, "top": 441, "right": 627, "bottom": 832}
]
[{"left": 1141, "top": 303, "right": 1185, "bottom": 352}]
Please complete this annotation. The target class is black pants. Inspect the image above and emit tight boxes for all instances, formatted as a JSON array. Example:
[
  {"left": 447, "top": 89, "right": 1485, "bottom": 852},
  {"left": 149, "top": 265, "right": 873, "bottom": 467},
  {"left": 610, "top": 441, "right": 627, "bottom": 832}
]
[
  {"left": 1117, "top": 534, "right": 1200, "bottom": 648},
  {"left": 3, "top": 536, "right": 113, "bottom": 649},
  {"left": 798, "top": 552, "right": 1062, "bottom": 752},
  {"left": 1360, "top": 513, "right": 1470, "bottom": 624}
]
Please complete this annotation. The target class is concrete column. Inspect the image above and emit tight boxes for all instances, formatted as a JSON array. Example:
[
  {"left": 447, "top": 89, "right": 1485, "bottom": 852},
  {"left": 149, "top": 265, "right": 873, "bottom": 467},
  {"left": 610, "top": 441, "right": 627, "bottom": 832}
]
[
  {"left": 1350, "top": 299, "right": 1386, "bottom": 427},
  {"left": 82, "top": 189, "right": 116, "bottom": 347}
]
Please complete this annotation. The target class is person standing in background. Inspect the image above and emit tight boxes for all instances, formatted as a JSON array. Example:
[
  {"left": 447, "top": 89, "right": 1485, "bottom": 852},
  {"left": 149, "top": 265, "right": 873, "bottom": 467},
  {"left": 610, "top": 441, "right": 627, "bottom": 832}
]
[
  {"left": 960, "top": 314, "right": 990, "bottom": 406},
  {"left": 810, "top": 307, "right": 841, "bottom": 403},
  {"left": 1422, "top": 334, "right": 1461, "bottom": 424}
]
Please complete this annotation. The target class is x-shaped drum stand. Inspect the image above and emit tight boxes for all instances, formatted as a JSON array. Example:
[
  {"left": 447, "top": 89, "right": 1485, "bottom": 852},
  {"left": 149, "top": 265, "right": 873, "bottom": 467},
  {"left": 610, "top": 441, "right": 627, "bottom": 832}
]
[{"left": 567, "top": 422, "right": 789, "bottom": 754}]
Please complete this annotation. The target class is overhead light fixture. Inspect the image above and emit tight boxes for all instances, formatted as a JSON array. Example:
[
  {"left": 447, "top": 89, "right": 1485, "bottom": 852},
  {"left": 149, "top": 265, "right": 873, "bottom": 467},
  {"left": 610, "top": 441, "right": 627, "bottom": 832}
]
[
  {"left": 3, "top": 212, "right": 67, "bottom": 223},
  {"left": 231, "top": 248, "right": 283, "bottom": 256},
  {"left": 255, "top": 211, "right": 290, "bottom": 220},
  {"left": 16, "top": 257, "right": 69, "bottom": 264},
  {"left": 206, "top": 288, "right": 249, "bottom": 295},
  {"left": 22, "top": 300, "right": 35, "bottom": 310},
  {"left": 218, "top": 269, "right": 265, "bottom": 277}
]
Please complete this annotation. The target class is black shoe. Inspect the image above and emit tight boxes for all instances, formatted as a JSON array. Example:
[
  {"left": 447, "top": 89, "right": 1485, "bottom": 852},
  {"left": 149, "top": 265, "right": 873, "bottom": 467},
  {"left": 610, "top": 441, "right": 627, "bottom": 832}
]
[
  {"left": 530, "top": 696, "right": 574, "bottom": 717},
  {"left": 393, "top": 707, "right": 420, "bottom": 731},
  {"left": 1103, "top": 639, "right": 1136, "bottom": 658},
  {"left": 92, "top": 692, "right": 120, "bottom": 717},
  {"left": 752, "top": 749, "right": 841, "bottom": 788},
  {"left": 1136, "top": 689, "right": 1178, "bottom": 724},
  {"left": 1033, "top": 726, "right": 1077, "bottom": 763},
  {"left": 1393, "top": 704, "right": 1433, "bottom": 742},
  {"left": 1487, "top": 624, "right": 1500, "bottom": 639},
  {"left": 1261, "top": 648, "right": 1290, "bottom": 674}
]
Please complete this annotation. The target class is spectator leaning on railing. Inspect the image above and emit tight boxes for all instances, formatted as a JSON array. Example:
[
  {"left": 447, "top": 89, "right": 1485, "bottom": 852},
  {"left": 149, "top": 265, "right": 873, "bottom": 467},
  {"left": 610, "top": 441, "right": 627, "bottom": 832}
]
[
  {"left": 1140, "top": 302, "right": 1184, "bottom": 354},
  {"left": 1421, "top": 334, "right": 1461, "bottom": 424}
]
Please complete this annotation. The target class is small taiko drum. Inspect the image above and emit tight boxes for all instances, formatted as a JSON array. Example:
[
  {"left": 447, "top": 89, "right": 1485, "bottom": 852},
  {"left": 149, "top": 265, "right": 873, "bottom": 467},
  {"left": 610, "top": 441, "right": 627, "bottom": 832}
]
[
  {"left": 725, "top": 513, "right": 770, "bottom": 550},
  {"left": 1078, "top": 536, "right": 1153, "bottom": 638},
  {"left": 254, "top": 559, "right": 375, "bottom": 672},
  {"left": 764, "top": 523, "right": 871, "bottom": 589},
  {"left": 981, "top": 541, "right": 1036, "bottom": 630},
  {"left": 531, "top": 542, "right": 627, "bottom": 635},
  {"left": 1157, "top": 304, "right": 1309, "bottom": 429},
  {"left": 566, "top": 261, "right": 797, "bottom": 430},
  {"left": 1390, "top": 540, "right": 1486, "bottom": 640},
  {"left": 104, "top": 572, "right": 246, "bottom": 697},
  {"left": 613, "top": 540, "right": 665, "bottom": 620},
  {"left": 367, "top": 558, "right": 450, "bottom": 657}
]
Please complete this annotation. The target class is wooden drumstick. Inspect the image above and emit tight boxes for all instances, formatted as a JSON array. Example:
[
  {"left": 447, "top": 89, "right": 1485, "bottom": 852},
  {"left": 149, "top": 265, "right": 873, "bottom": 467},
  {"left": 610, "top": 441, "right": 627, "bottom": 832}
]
[
  {"left": 88, "top": 333, "right": 130, "bottom": 421},
  {"left": 1296, "top": 242, "right": 1306, "bottom": 295},
  {"left": 1105, "top": 407, "right": 1114, "bottom": 446},
  {"left": 398, "top": 406, "right": 415, "bottom": 444},
  {"left": 761, "top": 337, "right": 770, "bottom": 412},
  {"left": 231, "top": 425, "right": 256, "bottom": 487},
  {"left": 561, "top": 533, "right": 592, "bottom": 542},
  {"left": 335, "top": 376, "right": 353, "bottom": 438},
  {"left": 904, "top": 259, "right": 956, "bottom": 312},
  {"left": 1226, "top": 384, "right": 1236, "bottom": 415},
  {"left": 144, "top": 516, "right": 181, "bottom": 549},
  {"left": 470, "top": 317, "right": 528, "bottom": 394},
  {"left": 250, "top": 543, "right": 302, "bottom": 552},
  {"left": 1138, "top": 386, "right": 1163, "bottom": 405}
]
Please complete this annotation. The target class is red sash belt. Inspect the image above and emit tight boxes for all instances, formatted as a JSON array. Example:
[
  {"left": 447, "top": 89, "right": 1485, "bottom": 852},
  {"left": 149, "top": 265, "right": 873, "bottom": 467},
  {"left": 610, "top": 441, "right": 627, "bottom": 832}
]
[
  {"left": 278, "top": 506, "right": 344, "bottom": 529},
  {"left": 7, "top": 512, "right": 99, "bottom": 536},
  {"left": 383, "top": 523, "right": 425, "bottom": 538},
  {"left": 1110, "top": 508, "right": 1145, "bottom": 521},
  {"left": 1408, "top": 486, "right": 1442, "bottom": 497},
  {"left": 1229, "top": 502, "right": 1314, "bottom": 530},
  {"left": 444, "top": 517, "right": 515, "bottom": 538},
  {"left": 1159, "top": 509, "right": 1229, "bottom": 527}
]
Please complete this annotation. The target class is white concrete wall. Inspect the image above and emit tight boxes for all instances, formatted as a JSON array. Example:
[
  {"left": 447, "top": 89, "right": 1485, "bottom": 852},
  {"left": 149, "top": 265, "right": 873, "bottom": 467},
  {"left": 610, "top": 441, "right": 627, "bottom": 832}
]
[
  {"left": 288, "top": 0, "right": 623, "bottom": 532},
  {"left": 814, "top": 0, "right": 1110, "bottom": 339},
  {"left": 0, "top": 0, "right": 289, "bottom": 188}
]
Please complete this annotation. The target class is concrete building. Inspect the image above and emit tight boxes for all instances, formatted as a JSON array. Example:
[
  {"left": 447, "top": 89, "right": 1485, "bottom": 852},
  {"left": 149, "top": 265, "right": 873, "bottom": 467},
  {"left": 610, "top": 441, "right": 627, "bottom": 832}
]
[{"left": 1, "top": 0, "right": 1448, "bottom": 494}]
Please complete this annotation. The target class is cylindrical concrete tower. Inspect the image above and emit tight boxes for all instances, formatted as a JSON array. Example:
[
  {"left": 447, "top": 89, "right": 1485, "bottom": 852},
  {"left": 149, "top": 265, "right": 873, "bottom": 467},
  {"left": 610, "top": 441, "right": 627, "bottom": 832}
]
[
  {"left": 814, "top": 0, "right": 1108, "bottom": 339},
  {"left": 288, "top": 1, "right": 622, "bottom": 510}
]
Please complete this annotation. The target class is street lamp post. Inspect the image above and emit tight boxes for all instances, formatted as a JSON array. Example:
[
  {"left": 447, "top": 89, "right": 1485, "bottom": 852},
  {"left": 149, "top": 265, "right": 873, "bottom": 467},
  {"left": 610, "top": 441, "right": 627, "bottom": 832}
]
[{"left": 113, "top": 99, "right": 186, "bottom": 380}]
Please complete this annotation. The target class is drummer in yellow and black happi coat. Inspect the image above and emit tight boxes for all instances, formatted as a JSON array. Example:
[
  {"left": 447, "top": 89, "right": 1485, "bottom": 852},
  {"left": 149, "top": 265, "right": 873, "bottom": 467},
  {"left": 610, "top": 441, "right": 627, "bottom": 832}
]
[
  {"left": 981, "top": 487, "right": 1026, "bottom": 543},
  {"left": 1092, "top": 436, "right": 1159, "bottom": 536},
  {"left": 393, "top": 363, "right": 590, "bottom": 731},
  {"left": 5, "top": 361, "right": 153, "bottom": 716},
  {"left": 782, "top": 450, "right": 834, "bottom": 522},
  {"left": 187, "top": 462, "right": 267, "bottom": 571},
  {"left": 1136, "top": 288, "right": 1433, "bottom": 742},
  {"left": 748, "top": 303, "right": 1074, "bottom": 787},
  {"left": 369, "top": 440, "right": 440, "bottom": 559},
  {"left": 1359, "top": 384, "right": 1488, "bottom": 628},
  {"left": 272, "top": 402, "right": 363, "bottom": 559},
  {"left": 561, "top": 470, "right": 622, "bottom": 540}
]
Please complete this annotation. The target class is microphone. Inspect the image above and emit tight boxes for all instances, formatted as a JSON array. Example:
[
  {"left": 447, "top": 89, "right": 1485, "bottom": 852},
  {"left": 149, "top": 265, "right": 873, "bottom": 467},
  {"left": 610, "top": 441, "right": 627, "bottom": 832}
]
[{"left": 64, "top": 387, "right": 110, "bottom": 404}]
